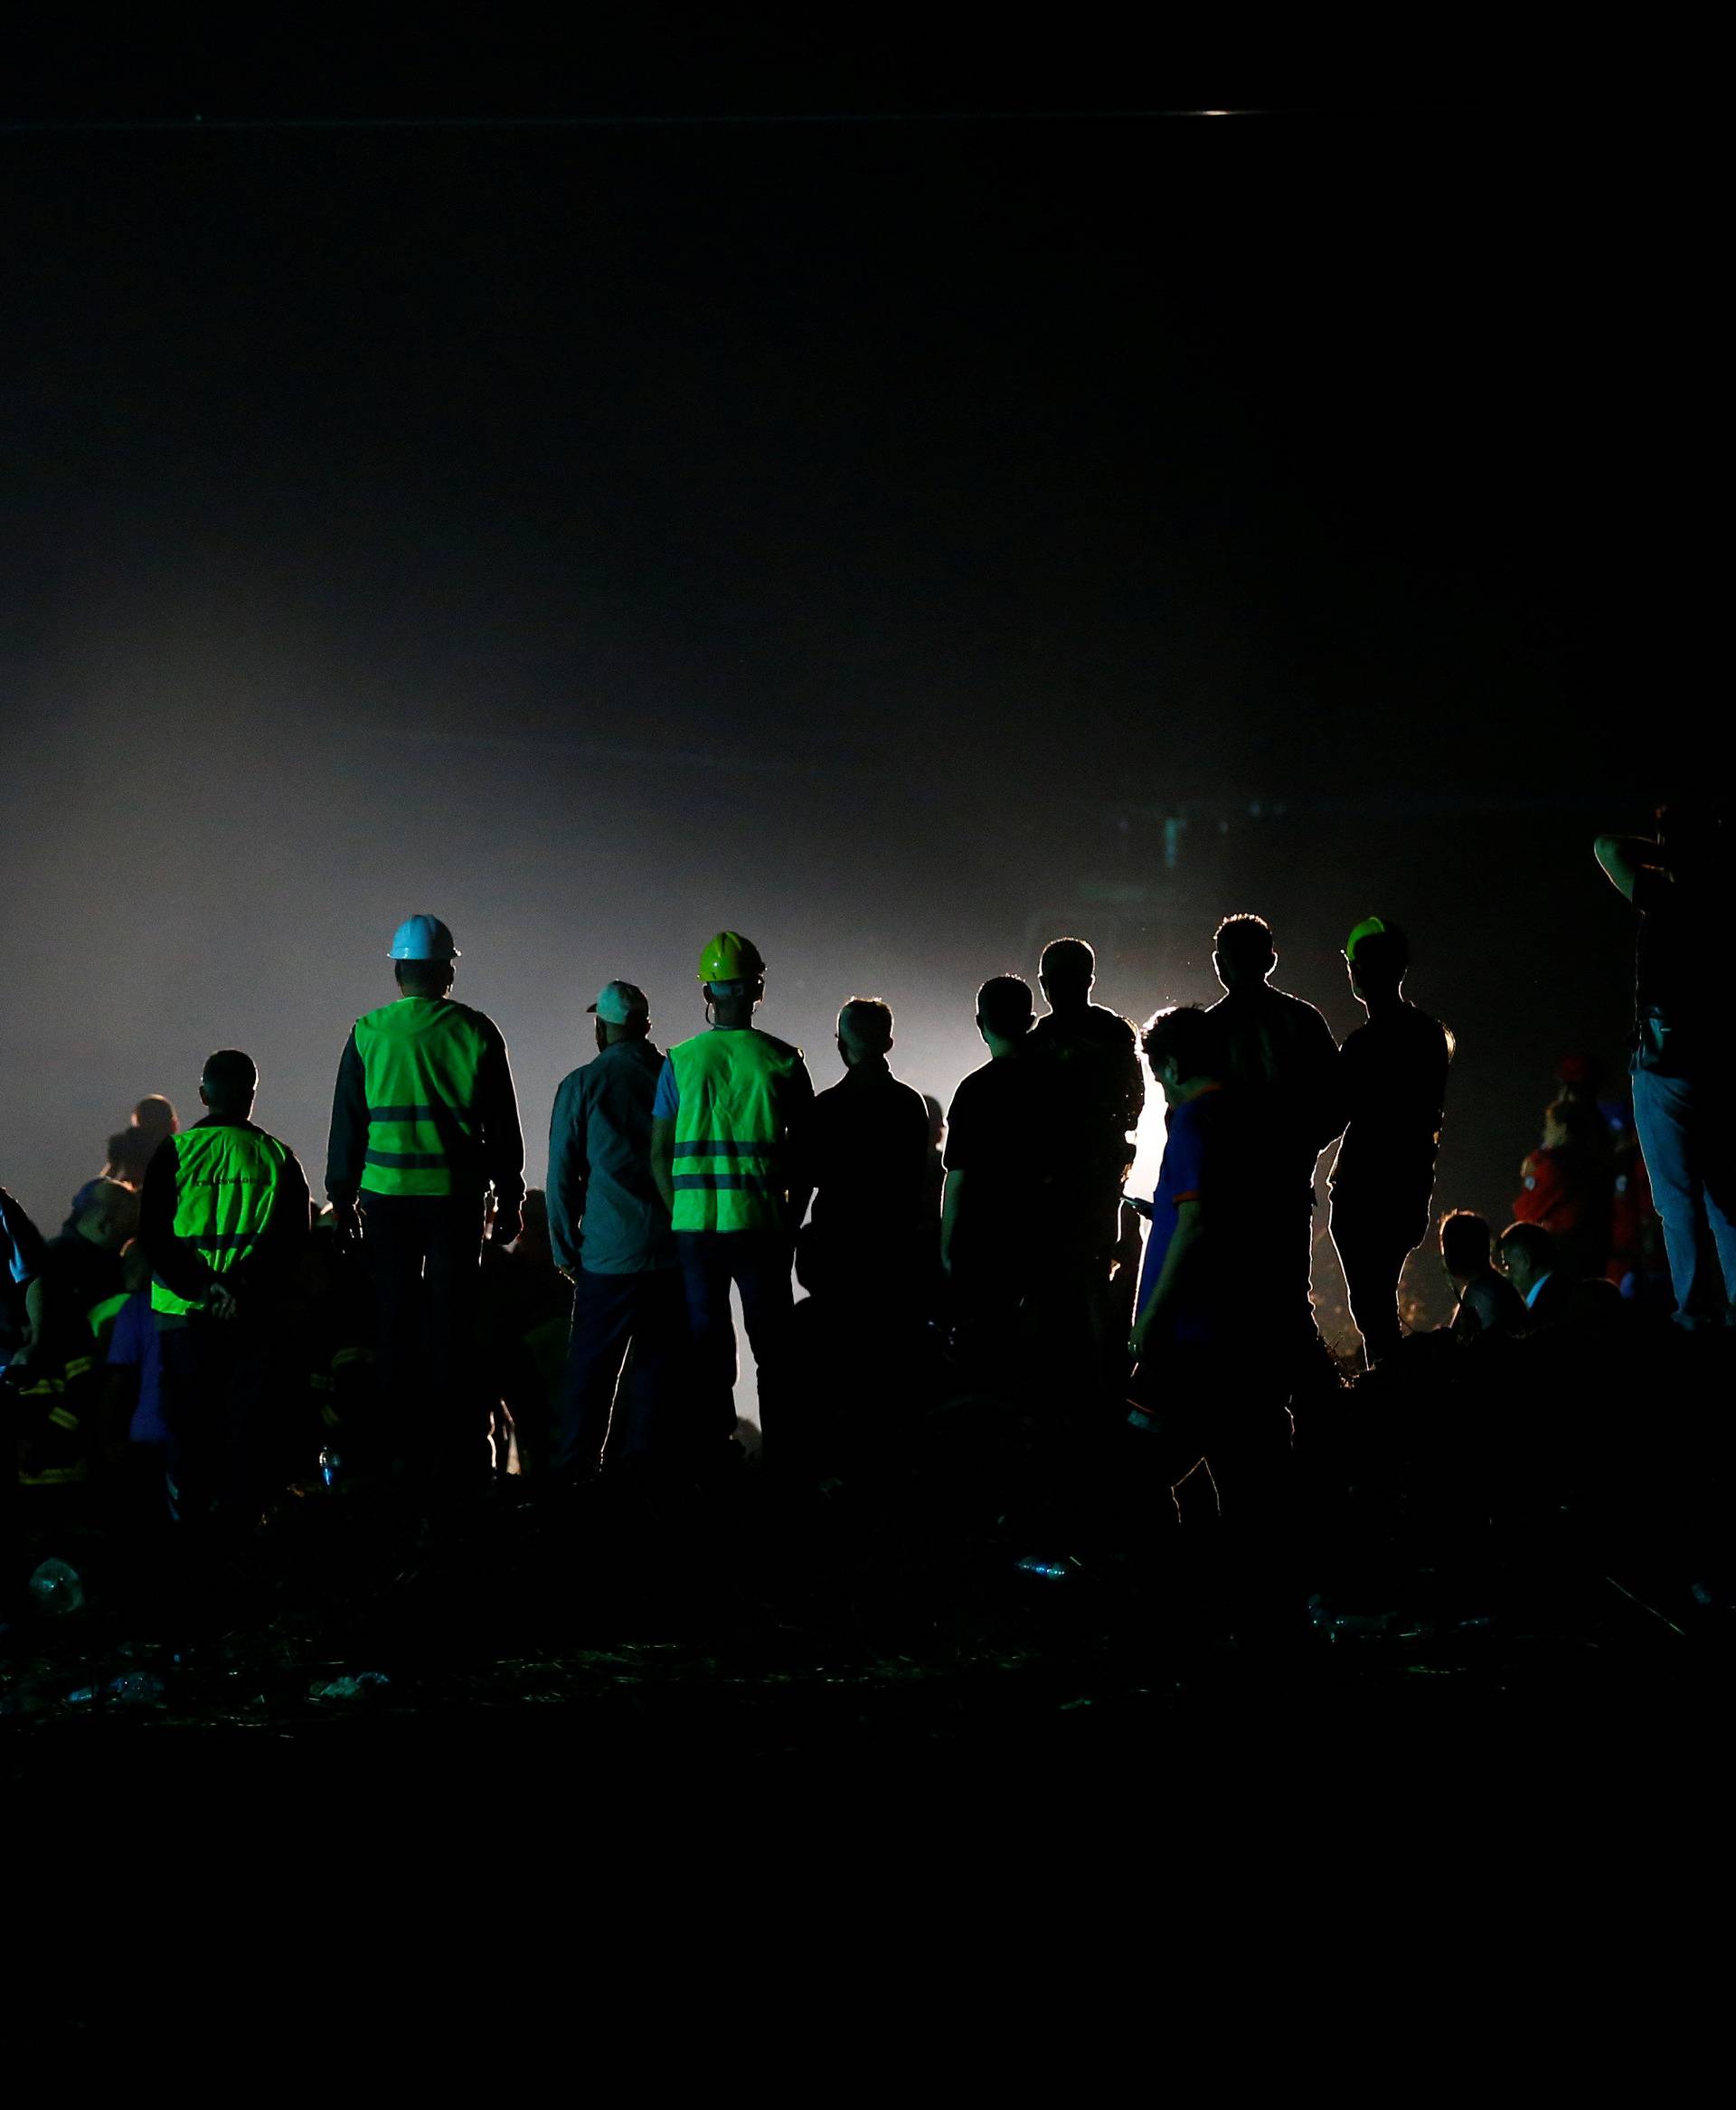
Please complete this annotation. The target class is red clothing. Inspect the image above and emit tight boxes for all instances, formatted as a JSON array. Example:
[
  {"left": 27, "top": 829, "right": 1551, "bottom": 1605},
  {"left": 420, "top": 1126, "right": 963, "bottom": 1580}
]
[{"left": 1514, "top": 1145, "right": 1612, "bottom": 1280}]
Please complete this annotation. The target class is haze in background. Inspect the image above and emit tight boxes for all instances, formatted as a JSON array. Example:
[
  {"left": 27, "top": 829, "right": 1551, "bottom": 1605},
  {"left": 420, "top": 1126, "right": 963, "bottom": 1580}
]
[{"left": 2, "top": 106, "right": 1687, "bottom": 1330}]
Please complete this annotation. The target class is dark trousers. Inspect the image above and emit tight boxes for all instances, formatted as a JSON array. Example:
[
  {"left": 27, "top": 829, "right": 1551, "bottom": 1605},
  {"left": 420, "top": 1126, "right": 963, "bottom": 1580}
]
[
  {"left": 1330, "top": 1201, "right": 1420, "bottom": 1367},
  {"left": 553, "top": 1264, "right": 688, "bottom": 1471},
  {"left": 362, "top": 1194, "right": 486, "bottom": 1488},
  {"left": 157, "top": 1320, "right": 283, "bottom": 1520},
  {"left": 675, "top": 1230, "right": 793, "bottom": 1447}
]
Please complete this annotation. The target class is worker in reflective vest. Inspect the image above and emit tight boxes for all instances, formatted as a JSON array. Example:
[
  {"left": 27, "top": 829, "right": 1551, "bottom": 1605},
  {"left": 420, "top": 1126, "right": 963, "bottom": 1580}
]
[
  {"left": 651, "top": 932, "right": 814, "bottom": 1454},
  {"left": 140, "top": 1049, "right": 310, "bottom": 1521},
  {"left": 326, "top": 914, "right": 524, "bottom": 1493}
]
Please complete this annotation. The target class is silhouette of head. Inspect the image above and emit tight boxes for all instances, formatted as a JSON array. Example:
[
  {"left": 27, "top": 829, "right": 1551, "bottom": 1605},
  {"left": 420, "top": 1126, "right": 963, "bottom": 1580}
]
[
  {"left": 1142, "top": 1003, "right": 1220, "bottom": 1093},
  {"left": 1439, "top": 1209, "right": 1494, "bottom": 1279},
  {"left": 131, "top": 1094, "right": 178, "bottom": 1140},
  {"left": 67, "top": 1177, "right": 137, "bottom": 1249},
  {"left": 1498, "top": 1220, "right": 1557, "bottom": 1299},
  {"left": 1213, "top": 914, "right": 1275, "bottom": 993},
  {"left": 837, "top": 997, "right": 893, "bottom": 1067},
  {"left": 1345, "top": 917, "right": 1410, "bottom": 1002},
  {"left": 201, "top": 1049, "right": 259, "bottom": 1121},
  {"left": 922, "top": 1093, "right": 945, "bottom": 1150},
  {"left": 976, "top": 975, "right": 1034, "bottom": 1048},
  {"left": 1038, "top": 937, "right": 1095, "bottom": 1011}
]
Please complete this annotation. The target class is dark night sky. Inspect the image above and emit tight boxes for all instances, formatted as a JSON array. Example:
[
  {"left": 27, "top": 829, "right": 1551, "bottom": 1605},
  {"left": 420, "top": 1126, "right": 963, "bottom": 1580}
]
[{"left": 0, "top": 52, "right": 1710, "bottom": 1320}]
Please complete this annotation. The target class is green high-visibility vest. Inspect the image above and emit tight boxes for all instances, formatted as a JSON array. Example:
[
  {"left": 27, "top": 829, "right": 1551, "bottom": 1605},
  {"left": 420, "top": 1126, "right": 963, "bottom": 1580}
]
[
  {"left": 151, "top": 1125, "right": 291, "bottom": 1316},
  {"left": 354, "top": 997, "right": 488, "bottom": 1198},
  {"left": 668, "top": 1029, "right": 802, "bottom": 1234}
]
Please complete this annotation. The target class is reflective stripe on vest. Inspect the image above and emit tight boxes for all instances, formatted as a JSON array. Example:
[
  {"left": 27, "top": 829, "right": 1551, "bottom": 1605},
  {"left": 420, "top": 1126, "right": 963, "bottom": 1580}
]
[
  {"left": 151, "top": 1126, "right": 289, "bottom": 1317},
  {"left": 88, "top": 1292, "right": 130, "bottom": 1338},
  {"left": 354, "top": 998, "right": 488, "bottom": 1197},
  {"left": 668, "top": 1030, "right": 800, "bottom": 1234}
]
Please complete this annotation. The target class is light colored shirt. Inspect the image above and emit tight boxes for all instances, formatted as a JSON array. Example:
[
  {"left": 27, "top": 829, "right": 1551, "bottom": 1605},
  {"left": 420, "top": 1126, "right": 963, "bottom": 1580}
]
[{"left": 547, "top": 1040, "right": 676, "bottom": 1275}]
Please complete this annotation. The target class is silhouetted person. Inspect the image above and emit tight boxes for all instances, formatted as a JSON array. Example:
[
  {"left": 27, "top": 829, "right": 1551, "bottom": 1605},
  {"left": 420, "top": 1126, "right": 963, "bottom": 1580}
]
[
  {"left": 1205, "top": 913, "right": 1344, "bottom": 1340},
  {"left": 799, "top": 998, "right": 931, "bottom": 1305},
  {"left": 142, "top": 1051, "right": 311, "bottom": 1521},
  {"left": 1497, "top": 1221, "right": 1572, "bottom": 1330},
  {"left": 1328, "top": 918, "right": 1452, "bottom": 1367},
  {"left": 1028, "top": 937, "right": 1145, "bottom": 1367},
  {"left": 1439, "top": 1210, "right": 1524, "bottom": 1343},
  {"left": 547, "top": 979, "right": 684, "bottom": 1473},
  {"left": 1514, "top": 1098, "right": 1614, "bottom": 1284},
  {"left": 104, "top": 1094, "right": 180, "bottom": 1188},
  {"left": 1126, "top": 1006, "right": 1295, "bottom": 1623},
  {"left": 1127, "top": 1005, "right": 1233, "bottom": 1362},
  {"left": 942, "top": 975, "right": 1048, "bottom": 1377},
  {"left": 1595, "top": 806, "right": 1735, "bottom": 1326},
  {"left": 651, "top": 932, "right": 815, "bottom": 1457},
  {"left": 326, "top": 915, "right": 524, "bottom": 1496},
  {"left": 12, "top": 1177, "right": 137, "bottom": 1496}
]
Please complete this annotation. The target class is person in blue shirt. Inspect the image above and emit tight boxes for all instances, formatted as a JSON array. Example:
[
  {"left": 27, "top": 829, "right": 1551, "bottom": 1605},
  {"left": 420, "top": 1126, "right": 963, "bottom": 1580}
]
[
  {"left": 546, "top": 980, "right": 687, "bottom": 1472},
  {"left": 1127, "top": 1006, "right": 1296, "bottom": 1578},
  {"left": 1130, "top": 1006, "right": 1235, "bottom": 1361}
]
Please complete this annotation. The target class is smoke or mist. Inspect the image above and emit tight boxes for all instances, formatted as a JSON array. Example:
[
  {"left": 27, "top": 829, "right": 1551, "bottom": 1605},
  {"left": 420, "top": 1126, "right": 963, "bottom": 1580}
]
[{"left": 0, "top": 110, "right": 1668, "bottom": 1306}]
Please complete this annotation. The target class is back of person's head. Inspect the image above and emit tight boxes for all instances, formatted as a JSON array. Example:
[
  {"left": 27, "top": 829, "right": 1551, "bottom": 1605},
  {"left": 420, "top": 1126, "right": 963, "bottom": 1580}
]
[
  {"left": 1212, "top": 913, "right": 1275, "bottom": 989},
  {"left": 976, "top": 975, "right": 1034, "bottom": 1041},
  {"left": 837, "top": 997, "right": 894, "bottom": 1059},
  {"left": 1346, "top": 916, "right": 1410, "bottom": 991},
  {"left": 1552, "top": 1053, "right": 1604, "bottom": 1100},
  {"left": 396, "top": 959, "right": 456, "bottom": 998},
  {"left": 1038, "top": 937, "right": 1095, "bottom": 1002},
  {"left": 1142, "top": 1002, "right": 1220, "bottom": 1081},
  {"left": 67, "top": 1176, "right": 137, "bottom": 1246},
  {"left": 1439, "top": 1209, "right": 1493, "bottom": 1276},
  {"left": 1546, "top": 1097, "right": 1605, "bottom": 1154},
  {"left": 1499, "top": 1220, "right": 1558, "bottom": 1279},
  {"left": 922, "top": 1093, "right": 945, "bottom": 1147},
  {"left": 202, "top": 1048, "right": 259, "bottom": 1117},
  {"left": 132, "top": 1094, "right": 178, "bottom": 1139}
]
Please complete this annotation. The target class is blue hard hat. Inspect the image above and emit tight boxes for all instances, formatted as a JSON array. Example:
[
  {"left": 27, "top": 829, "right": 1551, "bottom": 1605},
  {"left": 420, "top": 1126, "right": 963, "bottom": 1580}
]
[{"left": 388, "top": 915, "right": 459, "bottom": 961}]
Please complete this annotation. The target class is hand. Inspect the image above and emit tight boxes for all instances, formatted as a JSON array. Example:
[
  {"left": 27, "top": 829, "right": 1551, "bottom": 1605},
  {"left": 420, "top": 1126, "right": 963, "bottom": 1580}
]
[
  {"left": 331, "top": 1198, "right": 362, "bottom": 1246},
  {"left": 208, "top": 1283, "right": 241, "bottom": 1323},
  {"left": 492, "top": 1206, "right": 523, "bottom": 1248}
]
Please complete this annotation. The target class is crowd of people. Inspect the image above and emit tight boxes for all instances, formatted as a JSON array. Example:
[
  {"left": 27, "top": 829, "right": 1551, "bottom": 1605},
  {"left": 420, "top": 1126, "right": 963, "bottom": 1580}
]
[{"left": 3, "top": 803, "right": 1730, "bottom": 1637}]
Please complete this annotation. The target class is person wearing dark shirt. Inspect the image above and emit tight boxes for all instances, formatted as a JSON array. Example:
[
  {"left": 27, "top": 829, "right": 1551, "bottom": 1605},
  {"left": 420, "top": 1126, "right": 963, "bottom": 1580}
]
[
  {"left": 799, "top": 998, "right": 932, "bottom": 1304},
  {"left": 546, "top": 979, "right": 684, "bottom": 1473},
  {"left": 326, "top": 915, "right": 524, "bottom": 1492},
  {"left": 1497, "top": 1221, "right": 1574, "bottom": 1330},
  {"left": 1439, "top": 1210, "right": 1525, "bottom": 1343},
  {"left": 13, "top": 1178, "right": 137, "bottom": 1492},
  {"left": 1028, "top": 937, "right": 1145, "bottom": 1368},
  {"left": 1595, "top": 807, "right": 1734, "bottom": 1326},
  {"left": 142, "top": 1050, "right": 311, "bottom": 1520},
  {"left": 1329, "top": 917, "right": 1452, "bottom": 1368},
  {"left": 1204, "top": 914, "right": 1344, "bottom": 1342},
  {"left": 942, "top": 976, "right": 1055, "bottom": 1375}
]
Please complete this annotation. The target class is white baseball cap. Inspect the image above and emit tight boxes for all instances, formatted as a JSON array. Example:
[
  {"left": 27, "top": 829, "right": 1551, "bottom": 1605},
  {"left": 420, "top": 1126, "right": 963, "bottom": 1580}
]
[{"left": 587, "top": 979, "right": 649, "bottom": 1024}]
